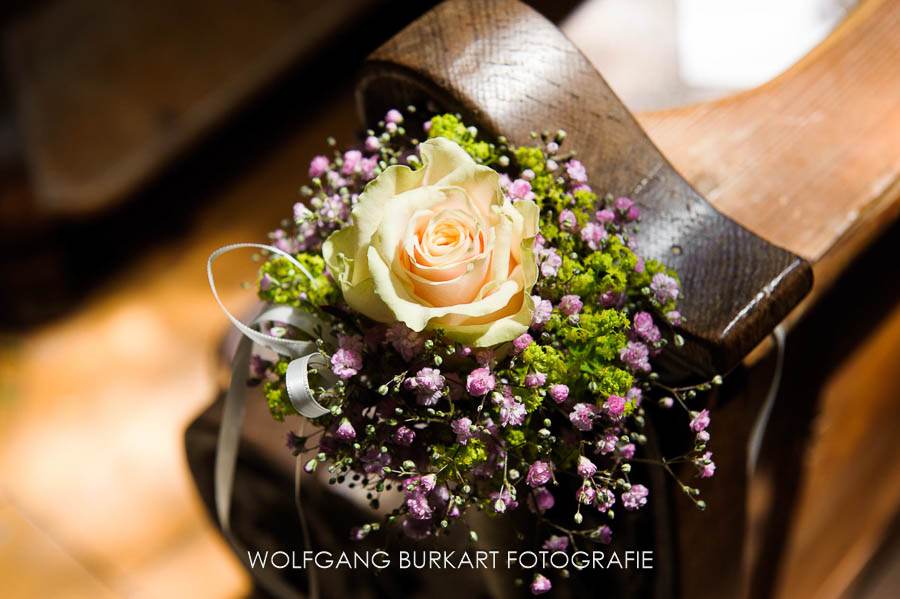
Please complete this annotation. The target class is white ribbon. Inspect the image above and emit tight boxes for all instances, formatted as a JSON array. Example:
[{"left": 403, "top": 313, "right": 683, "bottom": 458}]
[
  {"left": 207, "top": 243, "right": 335, "bottom": 418},
  {"left": 208, "top": 242, "right": 333, "bottom": 599}
]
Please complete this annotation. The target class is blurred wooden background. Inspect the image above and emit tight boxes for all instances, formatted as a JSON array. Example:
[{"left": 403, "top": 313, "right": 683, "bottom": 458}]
[{"left": 0, "top": 0, "right": 898, "bottom": 597}]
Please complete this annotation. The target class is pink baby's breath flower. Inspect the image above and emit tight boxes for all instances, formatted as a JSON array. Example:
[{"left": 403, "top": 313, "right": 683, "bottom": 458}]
[
  {"left": 393, "top": 426, "right": 415, "bottom": 446},
  {"left": 690, "top": 409, "right": 711, "bottom": 432},
  {"left": 529, "top": 487, "right": 555, "bottom": 513},
  {"left": 258, "top": 273, "right": 275, "bottom": 292},
  {"left": 330, "top": 348, "right": 362, "bottom": 379},
  {"left": 605, "top": 394, "right": 626, "bottom": 416},
  {"left": 418, "top": 474, "right": 437, "bottom": 493},
  {"left": 539, "top": 248, "right": 562, "bottom": 278},
  {"left": 406, "top": 493, "right": 433, "bottom": 520},
  {"left": 577, "top": 484, "right": 596, "bottom": 504},
  {"left": 526, "top": 460, "right": 553, "bottom": 487},
  {"left": 272, "top": 231, "right": 299, "bottom": 254},
  {"left": 620, "top": 341, "right": 651, "bottom": 373},
  {"left": 698, "top": 451, "right": 716, "bottom": 478},
  {"left": 580, "top": 222, "right": 607, "bottom": 250},
  {"left": 626, "top": 386, "right": 642, "bottom": 405},
  {"left": 549, "top": 384, "right": 569, "bottom": 403},
  {"left": 531, "top": 574, "right": 552, "bottom": 595},
  {"left": 415, "top": 367, "right": 444, "bottom": 392},
  {"left": 335, "top": 418, "right": 356, "bottom": 440},
  {"left": 509, "top": 178, "right": 536, "bottom": 202},
  {"left": 650, "top": 272, "right": 680, "bottom": 303},
  {"left": 566, "top": 159, "right": 588, "bottom": 182},
  {"left": 365, "top": 135, "right": 380, "bottom": 152},
  {"left": 496, "top": 391, "right": 527, "bottom": 427},
  {"left": 325, "top": 170, "right": 346, "bottom": 189},
  {"left": 569, "top": 403, "right": 597, "bottom": 431},
  {"left": 614, "top": 196, "right": 640, "bottom": 221},
  {"left": 525, "top": 372, "right": 547, "bottom": 388},
  {"left": 559, "top": 209, "right": 577, "bottom": 231},
  {"left": 341, "top": 150, "right": 362, "bottom": 175},
  {"left": 531, "top": 296, "right": 553, "bottom": 326},
  {"left": 599, "top": 290, "right": 625, "bottom": 308},
  {"left": 596, "top": 525, "right": 613, "bottom": 544},
  {"left": 416, "top": 389, "right": 442, "bottom": 406},
  {"left": 622, "top": 484, "right": 649, "bottom": 510},
  {"left": 466, "top": 368, "right": 495, "bottom": 396},
  {"left": 559, "top": 294, "right": 583, "bottom": 316},
  {"left": 490, "top": 487, "right": 518, "bottom": 512},
  {"left": 451, "top": 417, "right": 473, "bottom": 445},
  {"left": 597, "top": 433, "right": 617, "bottom": 455},
  {"left": 577, "top": 456, "right": 597, "bottom": 478},
  {"left": 385, "top": 109, "right": 403, "bottom": 123},
  {"left": 360, "top": 157, "right": 378, "bottom": 180},
  {"left": 309, "top": 155, "right": 330, "bottom": 178},
  {"left": 596, "top": 487, "right": 616, "bottom": 512},
  {"left": 596, "top": 208, "right": 615, "bottom": 222},
  {"left": 633, "top": 311, "right": 660, "bottom": 343},
  {"left": 513, "top": 333, "right": 533, "bottom": 352},
  {"left": 542, "top": 535, "right": 568, "bottom": 552},
  {"left": 619, "top": 443, "right": 636, "bottom": 459},
  {"left": 474, "top": 348, "right": 496, "bottom": 367},
  {"left": 320, "top": 194, "right": 348, "bottom": 222}
]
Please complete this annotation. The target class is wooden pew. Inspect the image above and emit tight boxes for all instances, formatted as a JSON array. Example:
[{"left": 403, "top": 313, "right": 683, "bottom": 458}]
[{"left": 186, "top": 1, "right": 900, "bottom": 597}]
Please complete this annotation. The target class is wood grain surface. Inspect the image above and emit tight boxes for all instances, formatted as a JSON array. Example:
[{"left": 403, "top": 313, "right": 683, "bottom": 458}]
[
  {"left": 636, "top": 0, "right": 900, "bottom": 308},
  {"left": 356, "top": 0, "right": 813, "bottom": 379}
]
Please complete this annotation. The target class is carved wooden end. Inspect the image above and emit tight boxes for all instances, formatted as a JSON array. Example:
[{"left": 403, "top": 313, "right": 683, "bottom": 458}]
[{"left": 356, "top": 0, "right": 813, "bottom": 378}]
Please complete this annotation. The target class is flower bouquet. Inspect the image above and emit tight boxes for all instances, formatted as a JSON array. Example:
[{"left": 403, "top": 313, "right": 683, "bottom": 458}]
[{"left": 209, "top": 107, "right": 720, "bottom": 596}]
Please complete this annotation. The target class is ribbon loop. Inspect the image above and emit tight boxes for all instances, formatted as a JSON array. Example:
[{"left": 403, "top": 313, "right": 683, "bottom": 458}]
[
  {"left": 287, "top": 353, "right": 333, "bottom": 418},
  {"left": 207, "top": 242, "right": 333, "bottom": 599},
  {"left": 207, "top": 242, "right": 335, "bottom": 412}
]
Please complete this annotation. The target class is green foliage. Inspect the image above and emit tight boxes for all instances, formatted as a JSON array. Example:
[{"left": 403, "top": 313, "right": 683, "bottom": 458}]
[
  {"left": 505, "top": 429, "right": 526, "bottom": 448},
  {"left": 513, "top": 146, "right": 546, "bottom": 173},
  {"left": 521, "top": 343, "right": 567, "bottom": 382},
  {"left": 558, "top": 309, "right": 629, "bottom": 361},
  {"left": 623, "top": 398, "right": 638, "bottom": 418},
  {"left": 263, "top": 380, "right": 296, "bottom": 421},
  {"left": 434, "top": 439, "right": 488, "bottom": 477},
  {"left": 594, "top": 365, "right": 633, "bottom": 398},
  {"left": 427, "top": 114, "right": 498, "bottom": 163},
  {"left": 257, "top": 254, "right": 339, "bottom": 311},
  {"left": 519, "top": 388, "right": 543, "bottom": 413}
]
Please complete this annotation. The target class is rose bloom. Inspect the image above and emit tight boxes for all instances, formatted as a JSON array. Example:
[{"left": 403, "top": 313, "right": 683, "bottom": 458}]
[{"left": 324, "top": 138, "right": 539, "bottom": 346}]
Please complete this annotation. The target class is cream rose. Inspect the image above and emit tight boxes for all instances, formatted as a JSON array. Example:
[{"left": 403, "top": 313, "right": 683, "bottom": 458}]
[{"left": 322, "top": 137, "right": 538, "bottom": 346}]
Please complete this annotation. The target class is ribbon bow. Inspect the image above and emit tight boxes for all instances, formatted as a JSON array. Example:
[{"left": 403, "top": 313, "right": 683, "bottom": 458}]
[{"left": 208, "top": 242, "right": 332, "bottom": 599}]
